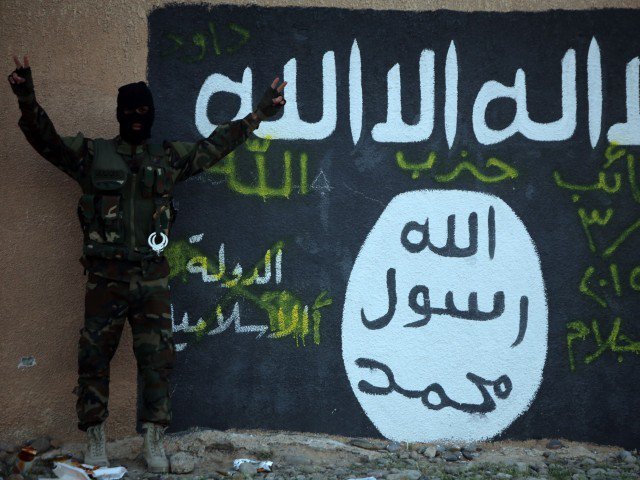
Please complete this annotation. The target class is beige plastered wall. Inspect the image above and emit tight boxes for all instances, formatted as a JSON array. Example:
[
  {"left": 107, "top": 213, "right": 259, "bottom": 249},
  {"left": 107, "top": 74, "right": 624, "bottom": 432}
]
[{"left": 0, "top": 0, "right": 637, "bottom": 445}]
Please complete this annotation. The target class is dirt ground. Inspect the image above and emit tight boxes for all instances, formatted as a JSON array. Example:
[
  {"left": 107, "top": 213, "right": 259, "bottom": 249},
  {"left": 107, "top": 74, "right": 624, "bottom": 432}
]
[{"left": 4, "top": 428, "right": 638, "bottom": 480}]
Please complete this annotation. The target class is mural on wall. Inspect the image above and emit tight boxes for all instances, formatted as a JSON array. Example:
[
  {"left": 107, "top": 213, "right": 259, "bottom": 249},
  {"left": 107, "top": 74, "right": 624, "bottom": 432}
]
[
  {"left": 343, "top": 190, "right": 547, "bottom": 442},
  {"left": 148, "top": 6, "right": 640, "bottom": 447}
]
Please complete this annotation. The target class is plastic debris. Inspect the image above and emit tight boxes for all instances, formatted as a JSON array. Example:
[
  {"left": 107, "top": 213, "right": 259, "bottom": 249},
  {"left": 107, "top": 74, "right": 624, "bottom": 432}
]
[
  {"left": 13, "top": 446, "right": 38, "bottom": 474},
  {"left": 232, "top": 458, "right": 273, "bottom": 473},
  {"left": 18, "top": 356, "right": 37, "bottom": 369},
  {"left": 53, "top": 461, "right": 127, "bottom": 480}
]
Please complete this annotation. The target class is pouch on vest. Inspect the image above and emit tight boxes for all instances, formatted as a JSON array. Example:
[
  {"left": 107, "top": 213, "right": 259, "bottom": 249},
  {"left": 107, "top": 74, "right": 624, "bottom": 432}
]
[
  {"left": 140, "top": 165, "right": 155, "bottom": 198},
  {"left": 90, "top": 139, "right": 129, "bottom": 191},
  {"left": 154, "top": 167, "right": 174, "bottom": 194},
  {"left": 77, "top": 194, "right": 96, "bottom": 234},
  {"left": 153, "top": 196, "right": 173, "bottom": 235},
  {"left": 100, "top": 195, "right": 124, "bottom": 243},
  {"left": 91, "top": 166, "right": 127, "bottom": 191}
]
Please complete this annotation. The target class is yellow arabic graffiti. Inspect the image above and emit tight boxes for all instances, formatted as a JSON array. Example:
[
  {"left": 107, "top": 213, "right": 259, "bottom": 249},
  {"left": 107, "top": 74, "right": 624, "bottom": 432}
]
[
  {"left": 396, "top": 150, "right": 518, "bottom": 183},
  {"left": 567, "top": 318, "right": 640, "bottom": 372},
  {"left": 165, "top": 239, "right": 332, "bottom": 346},
  {"left": 207, "top": 137, "right": 309, "bottom": 200},
  {"left": 556, "top": 143, "right": 640, "bottom": 371}
]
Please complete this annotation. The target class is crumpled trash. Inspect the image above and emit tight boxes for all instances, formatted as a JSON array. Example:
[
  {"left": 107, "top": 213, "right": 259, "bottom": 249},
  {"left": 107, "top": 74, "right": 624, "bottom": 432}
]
[
  {"left": 53, "top": 461, "right": 127, "bottom": 480},
  {"left": 232, "top": 458, "right": 274, "bottom": 473},
  {"left": 13, "top": 446, "right": 38, "bottom": 474}
]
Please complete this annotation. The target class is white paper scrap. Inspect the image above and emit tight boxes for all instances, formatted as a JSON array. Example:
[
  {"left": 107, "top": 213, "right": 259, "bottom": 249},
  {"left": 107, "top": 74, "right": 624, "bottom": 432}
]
[
  {"left": 232, "top": 458, "right": 273, "bottom": 472},
  {"left": 93, "top": 467, "right": 127, "bottom": 480},
  {"left": 53, "top": 462, "right": 91, "bottom": 480},
  {"left": 53, "top": 462, "right": 127, "bottom": 480}
]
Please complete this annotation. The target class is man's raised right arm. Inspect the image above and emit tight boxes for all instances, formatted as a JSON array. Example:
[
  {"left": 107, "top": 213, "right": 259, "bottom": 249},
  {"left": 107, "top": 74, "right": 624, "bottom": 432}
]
[{"left": 9, "top": 55, "right": 86, "bottom": 181}]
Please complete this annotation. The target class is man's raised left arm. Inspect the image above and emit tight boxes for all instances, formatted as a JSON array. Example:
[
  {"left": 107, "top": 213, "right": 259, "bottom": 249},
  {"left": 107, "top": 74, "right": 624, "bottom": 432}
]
[{"left": 170, "top": 77, "right": 286, "bottom": 182}]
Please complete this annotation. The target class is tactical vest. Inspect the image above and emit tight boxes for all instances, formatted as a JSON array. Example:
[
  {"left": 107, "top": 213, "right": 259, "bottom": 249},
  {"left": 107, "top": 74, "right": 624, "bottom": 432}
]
[{"left": 77, "top": 138, "right": 176, "bottom": 262}]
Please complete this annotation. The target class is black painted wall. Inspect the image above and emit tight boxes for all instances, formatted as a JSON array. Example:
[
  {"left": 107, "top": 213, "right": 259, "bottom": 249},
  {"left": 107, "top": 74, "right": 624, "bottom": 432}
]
[{"left": 147, "top": 6, "right": 640, "bottom": 447}]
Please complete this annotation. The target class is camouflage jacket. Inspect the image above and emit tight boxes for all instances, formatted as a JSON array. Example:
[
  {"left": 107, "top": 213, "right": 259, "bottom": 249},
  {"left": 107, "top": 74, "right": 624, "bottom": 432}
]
[{"left": 17, "top": 95, "right": 260, "bottom": 281}]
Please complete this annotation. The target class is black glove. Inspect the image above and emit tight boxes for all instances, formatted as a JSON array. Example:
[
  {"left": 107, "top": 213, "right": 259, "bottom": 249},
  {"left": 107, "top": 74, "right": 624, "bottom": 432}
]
[
  {"left": 8, "top": 67, "right": 35, "bottom": 101},
  {"left": 255, "top": 86, "right": 285, "bottom": 120}
]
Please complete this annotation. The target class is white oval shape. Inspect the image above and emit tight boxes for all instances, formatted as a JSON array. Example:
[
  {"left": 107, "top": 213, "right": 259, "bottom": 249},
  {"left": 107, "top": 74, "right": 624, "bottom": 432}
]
[{"left": 342, "top": 190, "right": 547, "bottom": 443}]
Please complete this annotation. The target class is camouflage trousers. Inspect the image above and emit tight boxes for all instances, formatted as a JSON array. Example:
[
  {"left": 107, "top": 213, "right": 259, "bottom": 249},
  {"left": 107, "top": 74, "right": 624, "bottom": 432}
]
[{"left": 76, "top": 272, "right": 175, "bottom": 431}]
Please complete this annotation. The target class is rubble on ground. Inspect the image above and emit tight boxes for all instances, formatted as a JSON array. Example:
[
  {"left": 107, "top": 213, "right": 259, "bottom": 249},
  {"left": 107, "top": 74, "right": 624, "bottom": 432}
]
[{"left": 0, "top": 429, "right": 637, "bottom": 479}]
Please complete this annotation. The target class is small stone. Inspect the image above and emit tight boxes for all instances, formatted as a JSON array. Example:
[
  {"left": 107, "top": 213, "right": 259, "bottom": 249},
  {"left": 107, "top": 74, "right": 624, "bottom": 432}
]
[
  {"left": 444, "top": 464, "right": 460, "bottom": 474},
  {"left": 0, "top": 442, "right": 14, "bottom": 453},
  {"left": 366, "top": 470, "right": 388, "bottom": 478},
  {"left": 462, "top": 451, "right": 478, "bottom": 460},
  {"left": 333, "top": 467, "right": 349, "bottom": 476},
  {"left": 422, "top": 446, "right": 437, "bottom": 458},
  {"left": 282, "top": 454, "right": 312, "bottom": 466},
  {"left": 586, "top": 467, "right": 606, "bottom": 476},
  {"left": 385, "top": 470, "right": 421, "bottom": 480},
  {"left": 495, "top": 474, "right": 512, "bottom": 479},
  {"left": 546, "top": 440, "right": 564, "bottom": 450},
  {"left": 49, "top": 438, "right": 62, "bottom": 449},
  {"left": 515, "top": 462, "right": 529, "bottom": 473},
  {"left": 444, "top": 453, "right": 460, "bottom": 462},
  {"left": 299, "top": 465, "right": 317, "bottom": 474},
  {"left": 215, "top": 467, "right": 231, "bottom": 475},
  {"left": 409, "top": 451, "right": 420, "bottom": 461},
  {"left": 27, "top": 437, "right": 51, "bottom": 454},
  {"left": 350, "top": 439, "right": 384, "bottom": 451},
  {"left": 386, "top": 442, "right": 402, "bottom": 453},
  {"left": 462, "top": 443, "right": 479, "bottom": 452},
  {"left": 435, "top": 445, "right": 446, "bottom": 456},
  {"left": 446, "top": 444, "right": 461, "bottom": 452},
  {"left": 619, "top": 450, "right": 636, "bottom": 463},
  {"left": 238, "top": 462, "right": 258, "bottom": 475},
  {"left": 169, "top": 452, "right": 196, "bottom": 474}
]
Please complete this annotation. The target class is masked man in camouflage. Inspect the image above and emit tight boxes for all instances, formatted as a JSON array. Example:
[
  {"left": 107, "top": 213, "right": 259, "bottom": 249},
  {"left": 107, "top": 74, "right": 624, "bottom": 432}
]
[{"left": 8, "top": 55, "right": 286, "bottom": 473}]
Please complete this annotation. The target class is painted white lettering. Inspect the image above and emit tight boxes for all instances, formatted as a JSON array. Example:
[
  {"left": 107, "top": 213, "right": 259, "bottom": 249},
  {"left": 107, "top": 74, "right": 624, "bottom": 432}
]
[
  {"left": 256, "top": 51, "right": 337, "bottom": 140},
  {"left": 608, "top": 57, "right": 640, "bottom": 145},
  {"left": 588, "top": 37, "right": 603, "bottom": 148},
  {"left": 195, "top": 67, "right": 252, "bottom": 137},
  {"left": 372, "top": 49, "right": 435, "bottom": 143},
  {"left": 445, "top": 41, "right": 458, "bottom": 149},
  {"left": 349, "top": 39, "right": 363, "bottom": 146}
]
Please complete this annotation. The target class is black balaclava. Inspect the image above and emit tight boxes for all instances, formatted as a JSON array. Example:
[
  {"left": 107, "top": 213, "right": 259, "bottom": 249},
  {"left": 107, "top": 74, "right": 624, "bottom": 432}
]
[{"left": 116, "top": 82, "right": 155, "bottom": 145}]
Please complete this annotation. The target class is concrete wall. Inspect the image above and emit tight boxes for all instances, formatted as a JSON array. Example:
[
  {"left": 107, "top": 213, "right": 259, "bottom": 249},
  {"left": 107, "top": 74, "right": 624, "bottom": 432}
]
[{"left": 1, "top": 0, "right": 638, "bottom": 446}]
